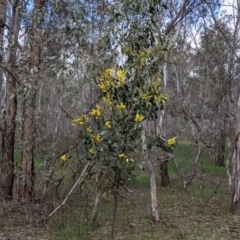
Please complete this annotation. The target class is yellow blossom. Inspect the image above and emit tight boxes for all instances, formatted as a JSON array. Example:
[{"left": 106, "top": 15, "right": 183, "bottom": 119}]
[
  {"left": 105, "top": 121, "right": 111, "bottom": 129},
  {"left": 98, "top": 68, "right": 114, "bottom": 92},
  {"left": 116, "top": 102, "right": 126, "bottom": 110},
  {"left": 138, "top": 49, "right": 152, "bottom": 61},
  {"left": 134, "top": 113, "right": 144, "bottom": 122},
  {"left": 116, "top": 70, "right": 126, "bottom": 85},
  {"left": 102, "top": 68, "right": 114, "bottom": 79},
  {"left": 72, "top": 114, "right": 88, "bottom": 126},
  {"left": 167, "top": 137, "right": 177, "bottom": 146},
  {"left": 87, "top": 127, "right": 93, "bottom": 133},
  {"left": 154, "top": 94, "right": 167, "bottom": 105},
  {"left": 119, "top": 153, "right": 125, "bottom": 158},
  {"left": 103, "top": 96, "right": 112, "bottom": 107},
  {"left": 150, "top": 81, "right": 160, "bottom": 92},
  {"left": 89, "top": 148, "right": 96, "bottom": 154},
  {"left": 91, "top": 104, "right": 101, "bottom": 119},
  {"left": 91, "top": 134, "right": 102, "bottom": 144},
  {"left": 60, "top": 155, "right": 67, "bottom": 161},
  {"left": 125, "top": 158, "right": 129, "bottom": 163},
  {"left": 142, "top": 92, "right": 152, "bottom": 101},
  {"left": 98, "top": 83, "right": 107, "bottom": 92}
]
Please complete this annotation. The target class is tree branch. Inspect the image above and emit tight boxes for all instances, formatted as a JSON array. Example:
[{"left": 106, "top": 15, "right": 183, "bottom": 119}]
[
  {"left": 0, "top": 64, "right": 24, "bottom": 87},
  {"left": 48, "top": 161, "right": 90, "bottom": 217}
]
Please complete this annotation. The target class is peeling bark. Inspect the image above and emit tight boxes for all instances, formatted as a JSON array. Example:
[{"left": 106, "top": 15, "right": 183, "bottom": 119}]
[
  {"left": 0, "top": 0, "right": 21, "bottom": 200},
  {"left": 18, "top": 0, "right": 45, "bottom": 200}
]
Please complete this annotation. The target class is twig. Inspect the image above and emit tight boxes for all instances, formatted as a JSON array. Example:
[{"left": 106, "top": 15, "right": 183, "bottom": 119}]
[
  {"left": 123, "top": 185, "right": 135, "bottom": 193},
  {"left": 49, "top": 161, "right": 90, "bottom": 217},
  {"left": 204, "top": 172, "right": 226, "bottom": 207},
  {"left": 0, "top": 64, "right": 24, "bottom": 87},
  {"left": 41, "top": 143, "right": 79, "bottom": 198}
]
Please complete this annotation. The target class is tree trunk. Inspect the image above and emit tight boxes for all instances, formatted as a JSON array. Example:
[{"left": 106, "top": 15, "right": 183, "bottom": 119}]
[
  {"left": 231, "top": 102, "right": 240, "bottom": 214},
  {"left": 160, "top": 160, "right": 170, "bottom": 187},
  {"left": 0, "top": 0, "right": 21, "bottom": 200},
  {"left": 0, "top": 83, "right": 17, "bottom": 199},
  {"left": 216, "top": 128, "right": 226, "bottom": 167},
  {"left": 18, "top": 0, "right": 44, "bottom": 200},
  {"left": 208, "top": 147, "right": 216, "bottom": 165},
  {"left": 91, "top": 187, "right": 101, "bottom": 229},
  {"left": 0, "top": 0, "right": 7, "bottom": 103},
  {"left": 110, "top": 190, "right": 118, "bottom": 240},
  {"left": 141, "top": 121, "right": 159, "bottom": 222}
]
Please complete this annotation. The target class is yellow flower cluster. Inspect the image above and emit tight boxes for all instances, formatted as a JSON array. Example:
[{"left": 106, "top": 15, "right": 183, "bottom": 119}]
[
  {"left": 142, "top": 92, "right": 152, "bottom": 101},
  {"left": 98, "top": 68, "right": 126, "bottom": 93},
  {"left": 167, "top": 137, "right": 177, "bottom": 146},
  {"left": 98, "top": 68, "right": 114, "bottom": 93},
  {"left": 134, "top": 113, "right": 144, "bottom": 122},
  {"left": 118, "top": 153, "right": 129, "bottom": 163},
  {"left": 60, "top": 155, "right": 67, "bottom": 161},
  {"left": 91, "top": 104, "right": 101, "bottom": 119},
  {"left": 105, "top": 121, "right": 111, "bottom": 129},
  {"left": 116, "top": 70, "right": 126, "bottom": 86},
  {"left": 72, "top": 114, "right": 88, "bottom": 126},
  {"left": 116, "top": 102, "right": 126, "bottom": 110},
  {"left": 91, "top": 134, "right": 102, "bottom": 144},
  {"left": 89, "top": 148, "right": 96, "bottom": 154},
  {"left": 150, "top": 81, "right": 160, "bottom": 92},
  {"left": 138, "top": 49, "right": 152, "bottom": 61},
  {"left": 103, "top": 96, "right": 112, "bottom": 107},
  {"left": 87, "top": 127, "right": 93, "bottom": 133},
  {"left": 154, "top": 94, "right": 167, "bottom": 105}
]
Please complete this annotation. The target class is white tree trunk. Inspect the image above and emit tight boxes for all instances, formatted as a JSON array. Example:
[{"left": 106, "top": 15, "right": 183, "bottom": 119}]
[
  {"left": 141, "top": 121, "right": 159, "bottom": 222},
  {"left": 231, "top": 87, "right": 240, "bottom": 214}
]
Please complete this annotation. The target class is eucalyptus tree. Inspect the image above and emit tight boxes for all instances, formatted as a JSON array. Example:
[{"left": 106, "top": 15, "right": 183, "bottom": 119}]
[
  {"left": 142, "top": 0, "right": 232, "bottom": 191},
  {"left": 0, "top": 0, "right": 22, "bottom": 200},
  {"left": 0, "top": 0, "right": 6, "bottom": 104},
  {"left": 199, "top": 0, "right": 240, "bottom": 213},
  {"left": 154, "top": 0, "right": 223, "bottom": 186},
  {"left": 18, "top": 0, "right": 46, "bottom": 199}
]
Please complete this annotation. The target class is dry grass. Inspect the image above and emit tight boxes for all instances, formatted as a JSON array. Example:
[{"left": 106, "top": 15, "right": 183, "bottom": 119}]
[
  {"left": 1, "top": 143, "right": 240, "bottom": 239},
  {"left": 48, "top": 171, "right": 240, "bottom": 240},
  {"left": 0, "top": 200, "right": 50, "bottom": 240},
  {"left": 1, "top": 172, "right": 240, "bottom": 240}
]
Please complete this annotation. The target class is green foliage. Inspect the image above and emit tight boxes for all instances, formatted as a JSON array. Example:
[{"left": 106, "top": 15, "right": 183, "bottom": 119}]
[{"left": 68, "top": 0, "right": 171, "bottom": 194}]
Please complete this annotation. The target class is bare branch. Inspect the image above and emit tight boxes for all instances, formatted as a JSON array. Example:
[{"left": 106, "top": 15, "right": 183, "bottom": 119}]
[{"left": 49, "top": 161, "right": 90, "bottom": 217}]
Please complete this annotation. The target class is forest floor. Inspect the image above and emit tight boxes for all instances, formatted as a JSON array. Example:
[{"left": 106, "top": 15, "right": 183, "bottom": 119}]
[
  {"left": 1, "top": 170, "right": 240, "bottom": 239},
  {"left": 1, "top": 144, "right": 240, "bottom": 239}
]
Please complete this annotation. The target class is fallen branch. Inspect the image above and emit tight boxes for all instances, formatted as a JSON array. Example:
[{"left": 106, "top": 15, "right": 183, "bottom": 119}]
[
  {"left": 204, "top": 172, "right": 226, "bottom": 207},
  {"left": 41, "top": 143, "right": 79, "bottom": 199},
  {"left": 49, "top": 161, "right": 90, "bottom": 217}
]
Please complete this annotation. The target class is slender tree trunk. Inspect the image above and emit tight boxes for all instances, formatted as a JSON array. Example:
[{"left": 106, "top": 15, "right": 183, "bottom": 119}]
[
  {"left": 110, "top": 190, "right": 118, "bottom": 240},
  {"left": 0, "top": 0, "right": 7, "bottom": 103},
  {"left": 18, "top": 0, "right": 45, "bottom": 199},
  {"left": 208, "top": 147, "right": 216, "bottom": 165},
  {"left": 0, "top": 0, "right": 21, "bottom": 200},
  {"left": 231, "top": 86, "right": 240, "bottom": 214},
  {"left": 216, "top": 127, "right": 226, "bottom": 167},
  {"left": 91, "top": 187, "right": 101, "bottom": 229},
  {"left": 141, "top": 121, "right": 159, "bottom": 222},
  {"left": 0, "top": 82, "right": 17, "bottom": 199},
  {"left": 160, "top": 160, "right": 170, "bottom": 187},
  {"left": 91, "top": 164, "right": 102, "bottom": 229},
  {"left": 231, "top": 116, "right": 240, "bottom": 213}
]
